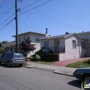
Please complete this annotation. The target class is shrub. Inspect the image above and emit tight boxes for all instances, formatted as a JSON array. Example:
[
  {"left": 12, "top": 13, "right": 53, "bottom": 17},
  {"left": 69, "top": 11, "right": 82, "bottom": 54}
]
[{"left": 30, "top": 48, "right": 59, "bottom": 62}]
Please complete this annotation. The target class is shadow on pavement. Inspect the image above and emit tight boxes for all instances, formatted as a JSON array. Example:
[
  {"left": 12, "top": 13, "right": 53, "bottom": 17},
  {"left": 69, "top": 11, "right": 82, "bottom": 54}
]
[
  {"left": 68, "top": 79, "right": 82, "bottom": 88},
  {"left": 0, "top": 64, "right": 22, "bottom": 68}
]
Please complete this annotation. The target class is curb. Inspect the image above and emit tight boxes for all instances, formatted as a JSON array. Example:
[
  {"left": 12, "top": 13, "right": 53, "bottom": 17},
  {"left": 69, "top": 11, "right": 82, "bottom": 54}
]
[
  {"left": 25, "top": 66, "right": 73, "bottom": 76},
  {"left": 25, "top": 66, "right": 54, "bottom": 72},
  {"left": 53, "top": 70, "right": 73, "bottom": 77}
]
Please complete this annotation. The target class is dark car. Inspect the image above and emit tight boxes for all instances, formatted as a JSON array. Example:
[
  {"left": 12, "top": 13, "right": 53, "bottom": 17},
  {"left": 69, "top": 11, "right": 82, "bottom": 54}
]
[
  {"left": 0, "top": 52, "right": 25, "bottom": 67},
  {"left": 73, "top": 67, "right": 90, "bottom": 81}
]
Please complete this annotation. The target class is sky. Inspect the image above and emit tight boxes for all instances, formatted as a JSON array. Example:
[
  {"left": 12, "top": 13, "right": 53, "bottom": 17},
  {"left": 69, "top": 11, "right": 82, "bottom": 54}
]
[{"left": 0, "top": 0, "right": 90, "bottom": 42}]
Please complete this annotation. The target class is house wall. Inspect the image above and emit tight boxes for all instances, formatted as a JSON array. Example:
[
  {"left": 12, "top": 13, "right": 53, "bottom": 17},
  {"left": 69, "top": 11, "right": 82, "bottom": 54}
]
[
  {"left": 59, "top": 35, "right": 80, "bottom": 61},
  {"left": 78, "top": 33, "right": 90, "bottom": 56},
  {"left": 79, "top": 40, "right": 87, "bottom": 57},
  {"left": 18, "top": 33, "right": 44, "bottom": 57},
  {"left": 66, "top": 35, "right": 81, "bottom": 59}
]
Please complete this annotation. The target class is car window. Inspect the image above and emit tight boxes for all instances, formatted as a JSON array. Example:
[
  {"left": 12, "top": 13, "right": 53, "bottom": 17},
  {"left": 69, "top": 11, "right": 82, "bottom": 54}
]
[{"left": 14, "top": 53, "right": 24, "bottom": 58}]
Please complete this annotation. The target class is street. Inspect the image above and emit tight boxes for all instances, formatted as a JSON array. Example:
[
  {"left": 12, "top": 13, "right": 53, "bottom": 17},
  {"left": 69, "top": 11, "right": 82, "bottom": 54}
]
[{"left": 0, "top": 66, "right": 82, "bottom": 90}]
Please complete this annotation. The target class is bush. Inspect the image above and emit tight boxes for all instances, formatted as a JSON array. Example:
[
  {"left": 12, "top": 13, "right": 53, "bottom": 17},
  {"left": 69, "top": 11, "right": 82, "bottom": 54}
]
[
  {"left": 0, "top": 48, "right": 5, "bottom": 54},
  {"left": 39, "top": 53, "right": 59, "bottom": 62},
  {"left": 30, "top": 48, "right": 59, "bottom": 62}
]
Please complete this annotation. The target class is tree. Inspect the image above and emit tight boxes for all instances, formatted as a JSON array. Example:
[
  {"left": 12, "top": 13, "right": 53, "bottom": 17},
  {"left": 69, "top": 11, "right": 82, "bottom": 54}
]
[
  {"left": 19, "top": 37, "right": 36, "bottom": 52},
  {"left": 0, "top": 43, "right": 3, "bottom": 48}
]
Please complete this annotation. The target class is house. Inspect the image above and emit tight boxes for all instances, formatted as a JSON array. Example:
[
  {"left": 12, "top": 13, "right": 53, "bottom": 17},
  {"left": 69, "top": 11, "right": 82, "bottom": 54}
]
[
  {"left": 40, "top": 31, "right": 89, "bottom": 61},
  {"left": 12, "top": 31, "right": 45, "bottom": 57},
  {"left": 1, "top": 41, "right": 15, "bottom": 52}
]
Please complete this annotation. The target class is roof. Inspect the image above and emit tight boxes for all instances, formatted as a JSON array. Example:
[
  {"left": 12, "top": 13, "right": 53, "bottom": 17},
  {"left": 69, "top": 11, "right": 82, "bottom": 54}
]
[
  {"left": 40, "top": 33, "right": 88, "bottom": 41},
  {"left": 78, "top": 31, "right": 90, "bottom": 35},
  {"left": 40, "top": 33, "right": 78, "bottom": 40},
  {"left": 12, "top": 31, "right": 45, "bottom": 37},
  {"left": 2, "top": 41, "right": 15, "bottom": 48}
]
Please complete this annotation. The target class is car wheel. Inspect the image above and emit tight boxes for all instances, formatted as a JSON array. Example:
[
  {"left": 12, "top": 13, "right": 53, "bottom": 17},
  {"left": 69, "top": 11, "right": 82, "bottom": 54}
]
[{"left": 7, "top": 62, "right": 10, "bottom": 67}]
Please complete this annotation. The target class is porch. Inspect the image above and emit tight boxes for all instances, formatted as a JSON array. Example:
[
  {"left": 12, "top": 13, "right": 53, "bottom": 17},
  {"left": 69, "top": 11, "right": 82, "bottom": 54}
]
[{"left": 43, "top": 47, "right": 65, "bottom": 53}]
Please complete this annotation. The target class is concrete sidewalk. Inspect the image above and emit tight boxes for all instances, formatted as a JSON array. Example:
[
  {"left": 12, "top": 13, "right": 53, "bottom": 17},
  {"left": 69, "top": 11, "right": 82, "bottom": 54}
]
[{"left": 25, "top": 62, "right": 77, "bottom": 76}]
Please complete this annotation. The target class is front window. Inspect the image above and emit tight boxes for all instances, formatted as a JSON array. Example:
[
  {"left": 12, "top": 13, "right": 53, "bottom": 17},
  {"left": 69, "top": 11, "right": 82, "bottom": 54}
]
[
  {"left": 81, "top": 42, "right": 86, "bottom": 49},
  {"left": 36, "top": 36, "right": 40, "bottom": 41},
  {"left": 72, "top": 40, "right": 76, "bottom": 49},
  {"left": 44, "top": 41, "right": 49, "bottom": 48}
]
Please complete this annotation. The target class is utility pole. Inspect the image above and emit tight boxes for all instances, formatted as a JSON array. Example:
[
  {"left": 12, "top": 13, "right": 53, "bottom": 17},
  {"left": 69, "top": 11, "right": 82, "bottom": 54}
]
[{"left": 15, "top": 0, "right": 18, "bottom": 53}]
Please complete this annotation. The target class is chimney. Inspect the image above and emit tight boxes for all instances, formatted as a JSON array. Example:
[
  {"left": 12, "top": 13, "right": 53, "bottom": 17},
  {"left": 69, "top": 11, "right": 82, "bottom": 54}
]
[
  {"left": 46, "top": 28, "right": 48, "bottom": 34},
  {"left": 45, "top": 28, "right": 50, "bottom": 37}
]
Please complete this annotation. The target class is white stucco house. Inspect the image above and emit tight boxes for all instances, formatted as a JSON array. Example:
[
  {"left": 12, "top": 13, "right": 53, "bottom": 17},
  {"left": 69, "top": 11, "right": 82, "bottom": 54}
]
[
  {"left": 40, "top": 31, "right": 90, "bottom": 61},
  {"left": 13, "top": 31, "right": 45, "bottom": 57}
]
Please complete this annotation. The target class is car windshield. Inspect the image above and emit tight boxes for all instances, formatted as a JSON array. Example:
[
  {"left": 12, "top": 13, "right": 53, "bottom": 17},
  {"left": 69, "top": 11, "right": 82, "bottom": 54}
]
[{"left": 14, "top": 53, "right": 24, "bottom": 58}]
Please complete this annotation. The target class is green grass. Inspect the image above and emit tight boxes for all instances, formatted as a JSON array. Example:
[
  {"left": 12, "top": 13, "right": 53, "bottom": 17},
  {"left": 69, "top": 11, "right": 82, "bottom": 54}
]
[{"left": 67, "top": 59, "right": 90, "bottom": 68}]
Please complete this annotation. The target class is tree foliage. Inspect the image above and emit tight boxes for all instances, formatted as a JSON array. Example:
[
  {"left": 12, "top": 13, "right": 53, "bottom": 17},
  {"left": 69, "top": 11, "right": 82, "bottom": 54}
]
[
  {"left": 0, "top": 43, "right": 3, "bottom": 48},
  {"left": 19, "top": 37, "right": 36, "bottom": 52}
]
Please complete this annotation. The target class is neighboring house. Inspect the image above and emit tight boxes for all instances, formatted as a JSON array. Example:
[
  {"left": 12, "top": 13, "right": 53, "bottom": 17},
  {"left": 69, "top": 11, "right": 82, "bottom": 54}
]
[
  {"left": 40, "top": 32, "right": 89, "bottom": 61},
  {"left": 12, "top": 31, "right": 45, "bottom": 57},
  {"left": 2, "top": 41, "right": 15, "bottom": 52}
]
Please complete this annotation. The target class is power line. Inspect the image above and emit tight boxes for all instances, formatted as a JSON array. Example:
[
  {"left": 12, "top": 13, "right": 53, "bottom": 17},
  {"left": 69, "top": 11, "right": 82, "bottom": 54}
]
[
  {"left": 36, "top": 10, "right": 89, "bottom": 31},
  {"left": 0, "top": 13, "right": 15, "bottom": 26},
  {"left": 0, "top": 18, "right": 14, "bottom": 31},
  {"left": 0, "top": 0, "right": 15, "bottom": 7},
  {"left": 19, "top": 0, "right": 52, "bottom": 15},
  {"left": 21, "top": 0, "right": 41, "bottom": 10},
  {"left": 21, "top": 1, "right": 36, "bottom": 32}
]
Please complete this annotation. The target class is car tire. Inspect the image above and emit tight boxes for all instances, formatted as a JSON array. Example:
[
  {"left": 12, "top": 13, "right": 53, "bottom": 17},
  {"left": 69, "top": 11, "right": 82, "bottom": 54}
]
[
  {"left": 83, "top": 74, "right": 90, "bottom": 81},
  {"left": 7, "top": 62, "right": 11, "bottom": 67}
]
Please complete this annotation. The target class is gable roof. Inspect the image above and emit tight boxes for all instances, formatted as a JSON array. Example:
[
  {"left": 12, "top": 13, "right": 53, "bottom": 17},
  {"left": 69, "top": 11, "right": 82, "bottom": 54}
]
[
  {"left": 12, "top": 31, "right": 45, "bottom": 37},
  {"left": 2, "top": 41, "right": 15, "bottom": 48}
]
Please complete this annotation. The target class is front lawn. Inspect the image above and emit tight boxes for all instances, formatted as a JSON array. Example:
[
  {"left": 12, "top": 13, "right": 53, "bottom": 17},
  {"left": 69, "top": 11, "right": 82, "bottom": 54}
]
[{"left": 67, "top": 59, "right": 90, "bottom": 68}]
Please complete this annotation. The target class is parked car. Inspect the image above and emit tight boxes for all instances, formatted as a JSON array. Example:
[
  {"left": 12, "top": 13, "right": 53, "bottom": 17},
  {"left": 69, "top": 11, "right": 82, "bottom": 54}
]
[
  {"left": 0, "top": 52, "right": 25, "bottom": 67},
  {"left": 73, "top": 67, "right": 90, "bottom": 81}
]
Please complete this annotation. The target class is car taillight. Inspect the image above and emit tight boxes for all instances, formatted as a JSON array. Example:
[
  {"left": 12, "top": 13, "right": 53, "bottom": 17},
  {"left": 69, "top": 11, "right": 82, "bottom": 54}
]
[
  {"left": 23, "top": 59, "right": 25, "bottom": 62},
  {"left": 12, "top": 58, "right": 15, "bottom": 62}
]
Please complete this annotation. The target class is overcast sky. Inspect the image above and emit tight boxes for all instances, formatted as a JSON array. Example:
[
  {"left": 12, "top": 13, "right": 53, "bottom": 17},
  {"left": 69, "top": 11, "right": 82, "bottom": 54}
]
[{"left": 0, "top": 0, "right": 90, "bottom": 42}]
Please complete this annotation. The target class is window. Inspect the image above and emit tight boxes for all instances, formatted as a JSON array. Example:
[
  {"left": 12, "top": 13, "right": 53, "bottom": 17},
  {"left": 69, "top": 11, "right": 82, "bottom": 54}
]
[
  {"left": 81, "top": 42, "right": 86, "bottom": 49},
  {"left": 72, "top": 40, "right": 76, "bottom": 49},
  {"left": 36, "top": 36, "right": 40, "bottom": 41},
  {"left": 24, "top": 36, "right": 27, "bottom": 39},
  {"left": 44, "top": 41, "right": 49, "bottom": 48}
]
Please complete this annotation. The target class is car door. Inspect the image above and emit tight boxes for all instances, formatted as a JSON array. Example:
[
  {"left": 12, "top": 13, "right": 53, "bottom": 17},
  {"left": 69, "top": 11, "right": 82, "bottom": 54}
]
[{"left": 1, "top": 54, "right": 7, "bottom": 63}]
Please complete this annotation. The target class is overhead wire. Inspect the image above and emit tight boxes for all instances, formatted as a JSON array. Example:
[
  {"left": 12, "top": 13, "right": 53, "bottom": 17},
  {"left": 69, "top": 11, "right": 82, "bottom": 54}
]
[
  {"left": 0, "top": 18, "right": 14, "bottom": 31},
  {"left": 0, "top": 13, "right": 15, "bottom": 26},
  {"left": 20, "top": 0, "right": 36, "bottom": 32},
  {"left": 19, "top": 0, "right": 52, "bottom": 15},
  {"left": 35, "top": 10, "right": 89, "bottom": 30}
]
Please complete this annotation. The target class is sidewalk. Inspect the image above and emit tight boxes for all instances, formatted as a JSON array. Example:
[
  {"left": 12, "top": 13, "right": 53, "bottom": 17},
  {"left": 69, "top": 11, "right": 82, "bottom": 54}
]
[{"left": 25, "top": 62, "right": 77, "bottom": 76}]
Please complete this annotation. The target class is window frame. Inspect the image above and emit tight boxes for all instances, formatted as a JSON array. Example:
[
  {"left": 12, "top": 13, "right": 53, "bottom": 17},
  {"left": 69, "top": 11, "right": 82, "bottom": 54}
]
[{"left": 72, "top": 40, "right": 76, "bottom": 49}]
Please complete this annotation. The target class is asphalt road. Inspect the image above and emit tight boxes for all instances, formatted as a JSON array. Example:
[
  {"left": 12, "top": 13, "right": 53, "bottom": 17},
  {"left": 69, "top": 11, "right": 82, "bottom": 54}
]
[{"left": 0, "top": 65, "right": 82, "bottom": 90}]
